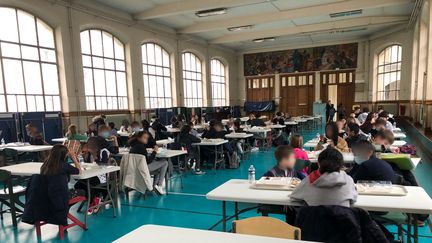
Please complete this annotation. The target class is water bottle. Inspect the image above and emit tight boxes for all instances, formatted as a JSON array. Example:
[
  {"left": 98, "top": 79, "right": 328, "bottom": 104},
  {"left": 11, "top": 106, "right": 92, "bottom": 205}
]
[
  {"left": 248, "top": 165, "right": 256, "bottom": 183},
  {"left": 316, "top": 133, "right": 320, "bottom": 140},
  {"left": 0, "top": 138, "right": 5, "bottom": 146}
]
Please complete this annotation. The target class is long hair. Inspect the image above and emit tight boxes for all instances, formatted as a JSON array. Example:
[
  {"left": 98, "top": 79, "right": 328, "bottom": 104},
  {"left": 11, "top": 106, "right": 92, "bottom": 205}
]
[
  {"left": 66, "top": 124, "right": 77, "bottom": 137},
  {"left": 325, "top": 122, "right": 339, "bottom": 145},
  {"left": 40, "top": 145, "right": 68, "bottom": 175}
]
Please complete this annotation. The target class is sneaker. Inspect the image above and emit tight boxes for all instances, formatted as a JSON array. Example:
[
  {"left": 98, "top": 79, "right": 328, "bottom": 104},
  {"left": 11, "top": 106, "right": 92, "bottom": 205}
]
[
  {"left": 87, "top": 201, "right": 95, "bottom": 215},
  {"left": 154, "top": 185, "right": 166, "bottom": 195},
  {"left": 92, "top": 197, "right": 102, "bottom": 214},
  {"left": 194, "top": 170, "right": 206, "bottom": 175}
]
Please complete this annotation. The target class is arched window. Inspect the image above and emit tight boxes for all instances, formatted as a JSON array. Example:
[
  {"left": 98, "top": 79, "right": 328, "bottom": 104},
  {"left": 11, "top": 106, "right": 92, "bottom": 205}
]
[
  {"left": 142, "top": 43, "right": 172, "bottom": 108},
  {"left": 0, "top": 7, "right": 60, "bottom": 112},
  {"left": 80, "top": 29, "right": 128, "bottom": 110},
  {"left": 210, "top": 59, "right": 226, "bottom": 106},
  {"left": 182, "top": 52, "right": 203, "bottom": 107},
  {"left": 377, "top": 45, "right": 402, "bottom": 100}
]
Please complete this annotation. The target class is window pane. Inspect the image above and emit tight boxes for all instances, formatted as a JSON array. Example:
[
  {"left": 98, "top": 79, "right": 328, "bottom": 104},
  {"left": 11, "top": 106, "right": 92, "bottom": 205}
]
[
  {"left": 21, "top": 45, "right": 39, "bottom": 60},
  {"left": 105, "top": 71, "right": 116, "bottom": 96},
  {"left": 0, "top": 8, "right": 19, "bottom": 42},
  {"left": 116, "top": 72, "right": 127, "bottom": 96},
  {"left": 0, "top": 95, "right": 6, "bottom": 112},
  {"left": 17, "top": 10, "right": 37, "bottom": 45},
  {"left": 1, "top": 43, "right": 21, "bottom": 58},
  {"left": 94, "top": 69, "right": 106, "bottom": 96},
  {"left": 102, "top": 31, "right": 114, "bottom": 58},
  {"left": 3, "top": 59, "right": 25, "bottom": 94},
  {"left": 42, "top": 63, "right": 59, "bottom": 95},
  {"left": 377, "top": 45, "right": 401, "bottom": 101},
  {"left": 90, "top": 30, "right": 103, "bottom": 56},
  {"left": 37, "top": 19, "right": 55, "bottom": 48},
  {"left": 23, "top": 61, "right": 43, "bottom": 94},
  {"left": 114, "top": 38, "right": 124, "bottom": 60},
  {"left": 83, "top": 68, "right": 94, "bottom": 95},
  {"left": 80, "top": 31, "right": 91, "bottom": 54},
  {"left": 40, "top": 48, "right": 56, "bottom": 62},
  {"left": 7, "top": 95, "right": 18, "bottom": 112}
]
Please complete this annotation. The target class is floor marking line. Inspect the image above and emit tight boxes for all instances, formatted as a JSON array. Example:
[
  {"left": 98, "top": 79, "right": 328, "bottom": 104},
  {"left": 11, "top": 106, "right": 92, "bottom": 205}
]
[
  {"left": 120, "top": 203, "right": 222, "bottom": 217},
  {"left": 166, "top": 192, "right": 206, "bottom": 197}
]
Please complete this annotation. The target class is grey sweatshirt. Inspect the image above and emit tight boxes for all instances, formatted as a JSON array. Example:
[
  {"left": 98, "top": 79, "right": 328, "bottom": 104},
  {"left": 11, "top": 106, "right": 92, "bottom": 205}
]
[{"left": 290, "top": 171, "right": 358, "bottom": 207}]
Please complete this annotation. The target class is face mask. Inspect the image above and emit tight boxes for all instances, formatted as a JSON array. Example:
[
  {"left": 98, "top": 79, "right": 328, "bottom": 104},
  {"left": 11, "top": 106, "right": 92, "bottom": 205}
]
[
  {"left": 354, "top": 156, "right": 367, "bottom": 165},
  {"left": 132, "top": 127, "right": 141, "bottom": 133},
  {"left": 373, "top": 144, "right": 382, "bottom": 151},
  {"left": 101, "top": 131, "right": 110, "bottom": 139}
]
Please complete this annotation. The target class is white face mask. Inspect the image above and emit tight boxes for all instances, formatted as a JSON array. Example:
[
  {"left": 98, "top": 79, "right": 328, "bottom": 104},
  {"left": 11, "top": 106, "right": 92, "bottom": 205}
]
[{"left": 354, "top": 156, "right": 367, "bottom": 165}]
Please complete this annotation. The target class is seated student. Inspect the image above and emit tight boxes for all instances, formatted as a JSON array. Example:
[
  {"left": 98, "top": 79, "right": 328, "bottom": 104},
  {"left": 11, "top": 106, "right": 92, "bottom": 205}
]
[
  {"left": 315, "top": 122, "right": 349, "bottom": 152},
  {"left": 26, "top": 123, "right": 46, "bottom": 145},
  {"left": 119, "top": 119, "right": 131, "bottom": 133},
  {"left": 129, "top": 131, "right": 168, "bottom": 194},
  {"left": 345, "top": 123, "right": 368, "bottom": 148},
  {"left": 170, "top": 116, "right": 179, "bottom": 128},
  {"left": 202, "top": 120, "right": 228, "bottom": 139},
  {"left": 86, "top": 123, "right": 98, "bottom": 137},
  {"left": 108, "top": 122, "right": 117, "bottom": 136},
  {"left": 290, "top": 134, "right": 309, "bottom": 175},
  {"left": 370, "top": 118, "right": 387, "bottom": 137},
  {"left": 357, "top": 107, "right": 369, "bottom": 124},
  {"left": 75, "top": 125, "right": 119, "bottom": 214},
  {"left": 272, "top": 112, "right": 285, "bottom": 125},
  {"left": 232, "top": 119, "right": 243, "bottom": 133},
  {"left": 151, "top": 118, "right": 168, "bottom": 140},
  {"left": 349, "top": 140, "right": 395, "bottom": 183},
  {"left": 175, "top": 125, "right": 204, "bottom": 174},
  {"left": 336, "top": 119, "right": 346, "bottom": 138},
  {"left": 22, "top": 145, "right": 85, "bottom": 226},
  {"left": 371, "top": 129, "right": 398, "bottom": 153},
  {"left": 264, "top": 145, "right": 305, "bottom": 179},
  {"left": 290, "top": 147, "right": 357, "bottom": 207},
  {"left": 378, "top": 111, "right": 394, "bottom": 131},
  {"left": 130, "top": 121, "right": 141, "bottom": 133},
  {"left": 250, "top": 113, "right": 266, "bottom": 127},
  {"left": 65, "top": 124, "right": 88, "bottom": 141},
  {"left": 360, "top": 112, "right": 376, "bottom": 134}
]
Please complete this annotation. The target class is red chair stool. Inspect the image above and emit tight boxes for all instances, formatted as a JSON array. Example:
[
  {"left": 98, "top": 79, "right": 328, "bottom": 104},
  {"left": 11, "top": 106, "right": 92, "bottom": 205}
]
[{"left": 35, "top": 196, "right": 87, "bottom": 240}]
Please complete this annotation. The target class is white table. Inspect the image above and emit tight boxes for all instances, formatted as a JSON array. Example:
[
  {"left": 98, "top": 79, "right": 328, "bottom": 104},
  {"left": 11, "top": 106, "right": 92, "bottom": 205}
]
[
  {"left": 114, "top": 224, "right": 315, "bottom": 243},
  {"left": 156, "top": 139, "right": 174, "bottom": 146},
  {"left": 304, "top": 138, "right": 407, "bottom": 150},
  {"left": 284, "top": 121, "right": 298, "bottom": 126},
  {"left": 166, "top": 127, "right": 181, "bottom": 133},
  {"left": 307, "top": 151, "right": 354, "bottom": 163},
  {"left": 206, "top": 179, "right": 432, "bottom": 242},
  {"left": 117, "top": 131, "right": 132, "bottom": 137},
  {"left": 1, "top": 162, "right": 120, "bottom": 229},
  {"left": 0, "top": 143, "right": 53, "bottom": 152},
  {"left": 52, "top": 137, "right": 67, "bottom": 143},
  {"left": 225, "top": 133, "right": 253, "bottom": 139},
  {"left": 193, "top": 139, "right": 228, "bottom": 171},
  {"left": 393, "top": 132, "right": 407, "bottom": 140},
  {"left": 268, "top": 124, "right": 286, "bottom": 129}
]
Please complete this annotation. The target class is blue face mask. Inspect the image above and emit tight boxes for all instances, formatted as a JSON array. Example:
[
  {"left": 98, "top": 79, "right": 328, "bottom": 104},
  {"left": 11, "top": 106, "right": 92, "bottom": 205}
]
[
  {"left": 354, "top": 156, "right": 367, "bottom": 165},
  {"left": 101, "top": 131, "right": 110, "bottom": 139},
  {"left": 132, "top": 127, "right": 141, "bottom": 133}
]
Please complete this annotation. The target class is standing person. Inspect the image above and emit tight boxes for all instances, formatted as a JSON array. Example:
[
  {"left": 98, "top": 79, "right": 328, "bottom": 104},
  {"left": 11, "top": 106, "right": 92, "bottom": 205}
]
[
  {"left": 328, "top": 104, "right": 337, "bottom": 123},
  {"left": 325, "top": 100, "right": 332, "bottom": 123},
  {"left": 337, "top": 103, "right": 346, "bottom": 120}
]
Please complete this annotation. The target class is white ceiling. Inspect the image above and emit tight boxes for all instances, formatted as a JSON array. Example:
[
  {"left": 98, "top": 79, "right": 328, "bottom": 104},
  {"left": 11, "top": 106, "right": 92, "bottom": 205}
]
[{"left": 93, "top": 0, "right": 416, "bottom": 52}]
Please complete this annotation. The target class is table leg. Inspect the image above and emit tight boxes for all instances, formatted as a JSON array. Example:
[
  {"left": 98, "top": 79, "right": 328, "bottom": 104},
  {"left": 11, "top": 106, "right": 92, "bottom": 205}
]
[
  {"left": 7, "top": 182, "right": 17, "bottom": 228},
  {"left": 413, "top": 214, "right": 418, "bottom": 243},
  {"left": 84, "top": 179, "right": 90, "bottom": 230},
  {"left": 222, "top": 201, "right": 227, "bottom": 232},
  {"left": 407, "top": 214, "right": 412, "bottom": 243},
  {"left": 106, "top": 173, "right": 116, "bottom": 218},
  {"left": 235, "top": 202, "right": 239, "bottom": 220},
  {"left": 165, "top": 158, "right": 171, "bottom": 195}
]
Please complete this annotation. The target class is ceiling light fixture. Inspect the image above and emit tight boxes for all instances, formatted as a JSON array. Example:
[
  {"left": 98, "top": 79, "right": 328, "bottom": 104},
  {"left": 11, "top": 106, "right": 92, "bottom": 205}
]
[
  {"left": 252, "top": 37, "right": 276, "bottom": 43},
  {"left": 330, "top": 9, "right": 362, "bottom": 18},
  {"left": 195, "top": 8, "right": 227, "bottom": 17},
  {"left": 228, "top": 25, "right": 254, "bottom": 32}
]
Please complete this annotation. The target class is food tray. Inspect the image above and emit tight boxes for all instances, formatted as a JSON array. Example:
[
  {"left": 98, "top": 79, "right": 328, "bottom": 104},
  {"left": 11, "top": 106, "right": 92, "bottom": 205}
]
[
  {"left": 250, "top": 177, "right": 301, "bottom": 191},
  {"left": 356, "top": 184, "right": 408, "bottom": 196}
]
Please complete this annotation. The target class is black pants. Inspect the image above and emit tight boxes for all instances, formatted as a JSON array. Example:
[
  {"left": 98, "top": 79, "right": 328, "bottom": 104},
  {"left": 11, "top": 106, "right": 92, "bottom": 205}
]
[{"left": 74, "top": 177, "right": 107, "bottom": 201}]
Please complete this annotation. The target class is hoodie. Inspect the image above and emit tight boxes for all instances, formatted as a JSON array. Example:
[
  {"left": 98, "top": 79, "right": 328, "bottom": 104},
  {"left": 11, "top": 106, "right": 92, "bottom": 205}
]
[{"left": 290, "top": 170, "right": 357, "bottom": 207}]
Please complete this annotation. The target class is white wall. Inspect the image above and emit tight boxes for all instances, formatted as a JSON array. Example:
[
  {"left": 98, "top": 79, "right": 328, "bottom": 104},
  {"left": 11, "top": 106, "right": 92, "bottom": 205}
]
[{"left": 0, "top": 0, "right": 239, "bottom": 132}]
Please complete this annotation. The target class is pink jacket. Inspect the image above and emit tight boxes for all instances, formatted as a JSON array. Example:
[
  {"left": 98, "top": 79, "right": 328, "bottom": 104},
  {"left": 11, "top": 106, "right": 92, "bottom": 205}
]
[{"left": 294, "top": 148, "right": 309, "bottom": 174}]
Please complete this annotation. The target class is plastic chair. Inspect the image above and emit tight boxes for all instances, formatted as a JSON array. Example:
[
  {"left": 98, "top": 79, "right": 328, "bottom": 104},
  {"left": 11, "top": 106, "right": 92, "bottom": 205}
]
[
  {"left": 0, "top": 169, "right": 26, "bottom": 227},
  {"left": 294, "top": 159, "right": 311, "bottom": 172},
  {"left": 35, "top": 196, "right": 87, "bottom": 240},
  {"left": 232, "top": 216, "right": 301, "bottom": 240}
]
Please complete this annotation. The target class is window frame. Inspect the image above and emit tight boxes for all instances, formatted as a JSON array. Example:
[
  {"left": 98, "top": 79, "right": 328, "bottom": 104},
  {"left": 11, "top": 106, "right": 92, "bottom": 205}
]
[
  {"left": 0, "top": 7, "right": 61, "bottom": 112},
  {"left": 80, "top": 28, "right": 128, "bottom": 111},
  {"left": 141, "top": 42, "right": 172, "bottom": 109},
  {"left": 182, "top": 52, "right": 203, "bottom": 107},
  {"left": 376, "top": 44, "right": 402, "bottom": 101},
  {"left": 210, "top": 58, "right": 227, "bottom": 106}
]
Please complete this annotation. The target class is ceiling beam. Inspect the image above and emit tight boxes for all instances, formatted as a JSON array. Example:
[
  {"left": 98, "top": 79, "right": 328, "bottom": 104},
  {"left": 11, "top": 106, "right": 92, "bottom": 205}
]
[
  {"left": 209, "top": 16, "right": 409, "bottom": 43},
  {"left": 179, "top": 0, "right": 413, "bottom": 33},
  {"left": 134, "top": 0, "right": 266, "bottom": 20}
]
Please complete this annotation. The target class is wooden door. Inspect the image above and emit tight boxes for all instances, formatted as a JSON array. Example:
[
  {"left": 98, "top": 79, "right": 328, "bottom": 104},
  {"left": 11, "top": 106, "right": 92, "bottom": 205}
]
[
  {"left": 279, "top": 73, "right": 315, "bottom": 116},
  {"left": 246, "top": 76, "right": 275, "bottom": 102},
  {"left": 320, "top": 70, "right": 355, "bottom": 114}
]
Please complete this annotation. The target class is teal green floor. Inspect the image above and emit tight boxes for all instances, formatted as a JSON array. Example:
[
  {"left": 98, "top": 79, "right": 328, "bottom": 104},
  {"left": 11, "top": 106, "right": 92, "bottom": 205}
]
[{"left": 1, "top": 127, "right": 432, "bottom": 242}]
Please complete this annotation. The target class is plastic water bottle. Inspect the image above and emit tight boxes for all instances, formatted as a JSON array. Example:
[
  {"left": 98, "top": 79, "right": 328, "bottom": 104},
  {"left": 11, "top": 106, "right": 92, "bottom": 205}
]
[
  {"left": 0, "top": 138, "right": 5, "bottom": 146},
  {"left": 248, "top": 165, "right": 256, "bottom": 183},
  {"left": 316, "top": 133, "right": 320, "bottom": 140}
]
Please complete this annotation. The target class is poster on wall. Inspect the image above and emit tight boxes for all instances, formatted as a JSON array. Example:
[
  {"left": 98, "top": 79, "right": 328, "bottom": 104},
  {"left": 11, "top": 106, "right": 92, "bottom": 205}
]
[{"left": 243, "top": 43, "right": 358, "bottom": 76}]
